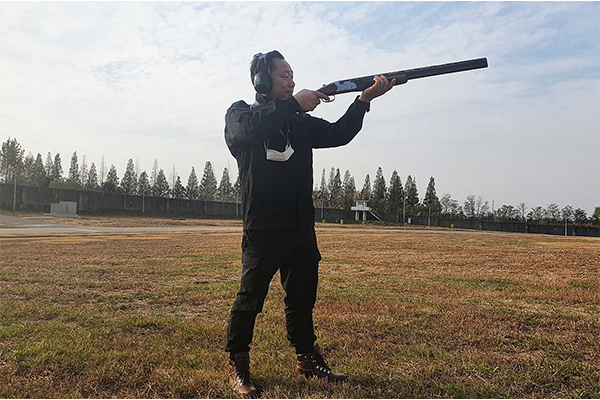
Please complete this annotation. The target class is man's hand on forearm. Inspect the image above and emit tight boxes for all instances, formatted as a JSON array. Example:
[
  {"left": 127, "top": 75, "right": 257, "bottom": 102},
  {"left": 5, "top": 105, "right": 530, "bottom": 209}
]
[{"left": 359, "top": 75, "right": 396, "bottom": 103}]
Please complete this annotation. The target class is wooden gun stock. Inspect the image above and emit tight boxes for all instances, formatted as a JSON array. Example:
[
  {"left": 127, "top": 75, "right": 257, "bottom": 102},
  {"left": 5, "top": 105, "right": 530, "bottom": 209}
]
[{"left": 317, "top": 57, "right": 488, "bottom": 97}]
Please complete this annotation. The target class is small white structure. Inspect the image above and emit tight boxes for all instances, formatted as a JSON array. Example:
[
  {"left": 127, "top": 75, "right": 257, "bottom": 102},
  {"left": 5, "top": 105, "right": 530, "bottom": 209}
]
[
  {"left": 351, "top": 200, "right": 382, "bottom": 221},
  {"left": 50, "top": 201, "right": 78, "bottom": 217}
]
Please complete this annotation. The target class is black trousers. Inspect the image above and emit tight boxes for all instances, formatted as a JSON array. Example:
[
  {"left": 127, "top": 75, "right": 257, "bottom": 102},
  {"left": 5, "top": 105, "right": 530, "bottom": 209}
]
[{"left": 226, "top": 227, "right": 321, "bottom": 355}]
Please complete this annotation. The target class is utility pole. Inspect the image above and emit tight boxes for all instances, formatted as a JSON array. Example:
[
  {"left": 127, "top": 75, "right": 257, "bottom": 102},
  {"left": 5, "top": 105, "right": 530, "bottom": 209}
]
[
  {"left": 13, "top": 171, "right": 17, "bottom": 210},
  {"left": 428, "top": 204, "right": 431, "bottom": 226},
  {"left": 403, "top": 197, "right": 406, "bottom": 224}
]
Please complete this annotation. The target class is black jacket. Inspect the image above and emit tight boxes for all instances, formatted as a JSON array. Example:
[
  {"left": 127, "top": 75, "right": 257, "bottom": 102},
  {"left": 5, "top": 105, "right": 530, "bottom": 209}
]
[{"left": 224, "top": 94, "right": 370, "bottom": 230}]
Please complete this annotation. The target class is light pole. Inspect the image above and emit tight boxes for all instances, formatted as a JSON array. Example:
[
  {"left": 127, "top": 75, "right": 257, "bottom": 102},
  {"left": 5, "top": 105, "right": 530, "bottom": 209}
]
[{"left": 428, "top": 204, "right": 431, "bottom": 226}]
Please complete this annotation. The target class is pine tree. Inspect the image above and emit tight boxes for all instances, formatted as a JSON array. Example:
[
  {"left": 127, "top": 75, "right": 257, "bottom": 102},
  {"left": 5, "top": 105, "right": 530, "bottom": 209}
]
[
  {"left": 22, "top": 152, "right": 35, "bottom": 185},
  {"left": 386, "top": 170, "right": 404, "bottom": 214},
  {"left": 138, "top": 171, "right": 149, "bottom": 196},
  {"left": 328, "top": 168, "right": 342, "bottom": 208},
  {"left": 103, "top": 164, "right": 119, "bottom": 193},
  {"left": 371, "top": 167, "right": 387, "bottom": 211},
  {"left": 51, "top": 153, "right": 63, "bottom": 182},
  {"left": 342, "top": 170, "right": 356, "bottom": 210},
  {"left": 186, "top": 167, "right": 200, "bottom": 200},
  {"left": 0, "top": 137, "right": 24, "bottom": 184},
  {"left": 317, "top": 169, "right": 328, "bottom": 209},
  {"left": 86, "top": 163, "right": 99, "bottom": 191},
  {"left": 423, "top": 176, "right": 440, "bottom": 207},
  {"left": 404, "top": 175, "right": 419, "bottom": 207},
  {"left": 154, "top": 169, "right": 170, "bottom": 197},
  {"left": 200, "top": 161, "right": 218, "bottom": 201},
  {"left": 45, "top": 152, "right": 53, "bottom": 177},
  {"left": 232, "top": 170, "right": 241, "bottom": 203},
  {"left": 121, "top": 158, "right": 138, "bottom": 195},
  {"left": 217, "top": 167, "right": 234, "bottom": 201},
  {"left": 360, "top": 174, "right": 371, "bottom": 201},
  {"left": 172, "top": 176, "right": 186, "bottom": 199},
  {"left": 32, "top": 153, "right": 47, "bottom": 187},
  {"left": 68, "top": 151, "right": 80, "bottom": 186}
]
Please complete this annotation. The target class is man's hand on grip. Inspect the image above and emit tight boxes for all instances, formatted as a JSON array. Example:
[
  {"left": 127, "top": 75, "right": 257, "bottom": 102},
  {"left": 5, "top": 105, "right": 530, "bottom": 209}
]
[{"left": 294, "top": 89, "right": 330, "bottom": 112}]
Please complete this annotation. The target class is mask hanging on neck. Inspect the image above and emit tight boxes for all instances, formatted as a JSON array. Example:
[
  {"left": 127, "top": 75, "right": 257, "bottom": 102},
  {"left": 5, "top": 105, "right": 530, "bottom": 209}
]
[{"left": 264, "top": 128, "right": 294, "bottom": 162}]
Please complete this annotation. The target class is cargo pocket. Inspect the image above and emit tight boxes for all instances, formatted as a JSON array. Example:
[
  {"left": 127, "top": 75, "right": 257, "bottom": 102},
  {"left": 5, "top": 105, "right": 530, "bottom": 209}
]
[
  {"left": 242, "top": 252, "right": 261, "bottom": 269},
  {"left": 239, "top": 251, "right": 261, "bottom": 295}
]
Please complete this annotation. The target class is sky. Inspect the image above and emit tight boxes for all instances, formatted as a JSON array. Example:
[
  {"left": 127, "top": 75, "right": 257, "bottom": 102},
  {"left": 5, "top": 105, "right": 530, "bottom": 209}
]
[{"left": 1, "top": 1, "right": 598, "bottom": 215}]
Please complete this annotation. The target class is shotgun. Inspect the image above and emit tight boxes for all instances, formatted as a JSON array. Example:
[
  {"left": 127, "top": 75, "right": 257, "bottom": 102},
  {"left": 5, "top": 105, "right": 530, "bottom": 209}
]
[{"left": 316, "top": 57, "right": 488, "bottom": 99}]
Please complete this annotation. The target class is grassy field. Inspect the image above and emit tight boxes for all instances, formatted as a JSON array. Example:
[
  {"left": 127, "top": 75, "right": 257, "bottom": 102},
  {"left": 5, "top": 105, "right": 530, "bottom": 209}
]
[{"left": 0, "top": 224, "right": 599, "bottom": 398}]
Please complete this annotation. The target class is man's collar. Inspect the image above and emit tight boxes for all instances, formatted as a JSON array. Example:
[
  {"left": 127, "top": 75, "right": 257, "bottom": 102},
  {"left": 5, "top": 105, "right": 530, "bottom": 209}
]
[{"left": 254, "top": 93, "right": 272, "bottom": 105}]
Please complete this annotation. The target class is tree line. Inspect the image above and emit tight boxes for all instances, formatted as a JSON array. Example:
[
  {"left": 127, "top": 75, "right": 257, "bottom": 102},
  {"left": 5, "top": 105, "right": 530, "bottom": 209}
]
[{"left": 1, "top": 137, "right": 598, "bottom": 225}]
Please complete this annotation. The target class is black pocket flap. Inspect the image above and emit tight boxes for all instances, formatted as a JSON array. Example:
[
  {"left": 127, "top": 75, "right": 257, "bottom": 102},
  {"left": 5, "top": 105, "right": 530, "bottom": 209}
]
[{"left": 242, "top": 252, "right": 261, "bottom": 268}]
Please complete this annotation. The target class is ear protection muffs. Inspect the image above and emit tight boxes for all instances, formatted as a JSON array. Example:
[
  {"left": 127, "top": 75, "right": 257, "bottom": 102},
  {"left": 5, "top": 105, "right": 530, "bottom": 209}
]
[{"left": 253, "top": 52, "right": 273, "bottom": 95}]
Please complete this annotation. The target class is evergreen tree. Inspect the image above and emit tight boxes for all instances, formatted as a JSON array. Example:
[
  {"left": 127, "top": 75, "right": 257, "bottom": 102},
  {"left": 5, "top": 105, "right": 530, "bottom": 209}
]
[
  {"left": 342, "top": 170, "right": 356, "bottom": 210},
  {"left": 186, "top": 167, "right": 200, "bottom": 200},
  {"left": 386, "top": 170, "right": 404, "bottom": 214},
  {"left": 102, "top": 164, "right": 119, "bottom": 193},
  {"left": 371, "top": 167, "right": 387, "bottom": 211},
  {"left": 233, "top": 170, "right": 241, "bottom": 203},
  {"left": 0, "top": 137, "right": 24, "bottom": 184},
  {"left": 172, "top": 176, "right": 186, "bottom": 199},
  {"left": 217, "top": 167, "right": 234, "bottom": 201},
  {"left": 404, "top": 175, "right": 419, "bottom": 207},
  {"left": 51, "top": 153, "right": 63, "bottom": 182},
  {"left": 360, "top": 174, "right": 371, "bottom": 200},
  {"left": 573, "top": 208, "right": 588, "bottom": 224},
  {"left": 138, "top": 171, "right": 149, "bottom": 196},
  {"left": 423, "top": 176, "right": 440, "bottom": 215},
  {"left": 199, "top": 161, "right": 217, "bottom": 201},
  {"left": 154, "top": 169, "right": 170, "bottom": 197},
  {"left": 32, "top": 153, "right": 47, "bottom": 187},
  {"left": 68, "top": 151, "right": 80, "bottom": 185},
  {"left": 86, "top": 163, "right": 99, "bottom": 191},
  {"left": 45, "top": 152, "right": 53, "bottom": 177},
  {"left": 328, "top": 168, "right": 343, "bottom": 208},
  {"left": 121, "top": 158, "right": 138, "bottom": 195},
  {"left": 317, "top": 169, "right": 328, "bottom": 209},
  {"left": 22, "top": 152, "right": 35, "bottom": 185}
]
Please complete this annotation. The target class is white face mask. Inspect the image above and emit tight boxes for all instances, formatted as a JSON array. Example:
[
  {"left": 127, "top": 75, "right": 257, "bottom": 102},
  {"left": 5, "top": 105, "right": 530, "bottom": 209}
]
[
  {"left": 264, "top": 129, "right": 294, "bottom": 162},
  {"left": 265, "top": 141, "right": 294, "bottom": 162}
]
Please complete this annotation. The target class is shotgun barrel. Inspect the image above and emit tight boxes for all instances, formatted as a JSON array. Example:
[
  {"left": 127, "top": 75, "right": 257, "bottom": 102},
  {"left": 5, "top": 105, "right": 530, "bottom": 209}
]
[{"left": 317, "top": 57, "right": 488, "bottom": 96}]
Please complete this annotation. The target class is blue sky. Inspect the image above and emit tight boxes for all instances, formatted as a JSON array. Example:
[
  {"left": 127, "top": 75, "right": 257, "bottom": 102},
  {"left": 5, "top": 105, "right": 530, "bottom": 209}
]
[{"left": 1, "top": 1, "right": 598, "bottom": 214}]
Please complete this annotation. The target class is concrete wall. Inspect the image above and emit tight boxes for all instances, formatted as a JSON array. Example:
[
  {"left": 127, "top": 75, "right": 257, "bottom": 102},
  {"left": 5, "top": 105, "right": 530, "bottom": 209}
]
[{"left": 1, "top": 183, "right": 598, "bottom": 237}]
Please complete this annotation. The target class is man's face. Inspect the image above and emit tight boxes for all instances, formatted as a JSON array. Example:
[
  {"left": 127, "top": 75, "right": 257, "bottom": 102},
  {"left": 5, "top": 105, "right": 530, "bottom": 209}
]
[{"left": 267, "top": 58, "right": 295, "bottom": 100}]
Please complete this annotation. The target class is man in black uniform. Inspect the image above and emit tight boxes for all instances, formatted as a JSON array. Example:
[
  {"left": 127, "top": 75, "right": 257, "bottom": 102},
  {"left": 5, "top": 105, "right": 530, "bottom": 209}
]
[{"left": 224, "top": 50, "right": 395, "bottom": 396}]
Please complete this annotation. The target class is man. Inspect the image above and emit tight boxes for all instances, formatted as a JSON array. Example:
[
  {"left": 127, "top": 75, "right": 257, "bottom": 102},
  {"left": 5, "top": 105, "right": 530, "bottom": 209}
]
[{"left": 224, "top": 50, "right": 394, "bottom": 397}]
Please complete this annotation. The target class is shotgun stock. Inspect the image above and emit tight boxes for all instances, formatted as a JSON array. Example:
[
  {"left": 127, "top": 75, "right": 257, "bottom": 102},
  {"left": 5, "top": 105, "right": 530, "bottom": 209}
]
[{"left": 316, "top": 57, "right": 488, "bottom": 97}]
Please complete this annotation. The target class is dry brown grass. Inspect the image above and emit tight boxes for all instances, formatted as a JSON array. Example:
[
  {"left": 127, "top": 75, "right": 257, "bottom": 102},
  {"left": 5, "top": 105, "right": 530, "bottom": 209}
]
[{"left": 0, "top": 224, "right": 598, "bottom": 398}]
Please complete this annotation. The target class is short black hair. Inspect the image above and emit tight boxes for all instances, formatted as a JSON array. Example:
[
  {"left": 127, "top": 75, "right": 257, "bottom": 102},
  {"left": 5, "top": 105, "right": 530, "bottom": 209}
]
[{"left": 250, "top": 50, "right": 284, "bottom": 83}]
